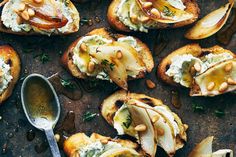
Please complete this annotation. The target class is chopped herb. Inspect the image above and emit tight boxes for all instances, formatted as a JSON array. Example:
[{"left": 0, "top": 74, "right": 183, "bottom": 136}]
[
  {"left": 123, "top": 114, "right": 132, "bottom": 129},
  {"left": 101, "top": 59, "right": 115, "bottom": 71},
  {"left": 215, "top": 109, "right": 225, "bottom": 118},
  {"left": 163, "top": 6, "right": 174, "bottom": 17},
  {"left": 33, "top": 53, "right": 50, "bottom": 64},
  {"left": 192, "top": 104, "right": 204, "bottom": 113},
  {"left": 82, "top": 111, "right": 97, "bottom": 122},
  {"left": 64, "top": 0, "right": 69, "bottom": 6},
  {"left": 60, "top": 79, "right": 76, "bottom": 89}
]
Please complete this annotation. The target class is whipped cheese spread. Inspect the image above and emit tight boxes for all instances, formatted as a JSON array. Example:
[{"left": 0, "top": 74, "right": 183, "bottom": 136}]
[{"left": 0, "top": 58, "right": 13, "bottom": 94}]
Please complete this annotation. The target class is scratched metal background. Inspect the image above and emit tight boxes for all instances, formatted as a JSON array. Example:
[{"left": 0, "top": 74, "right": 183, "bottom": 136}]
[{"left": 0, "top": 0, "right": 235, "bottom": 156}]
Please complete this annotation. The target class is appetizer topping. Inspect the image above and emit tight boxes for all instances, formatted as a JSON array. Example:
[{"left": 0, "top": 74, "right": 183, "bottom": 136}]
[
  {"left": 0, "top": 58, "right": 13, "bottom": 94},
  {"left": 185, "top": 0, "right": 234, "bottom": 39},
  {"left": 72, "top": 35, "right": 146, "bottom": 89},
  {"left": 166, "top": 53, "right": 234, "bottom": 88},
  {"left": 224, "top": 62, "right": 233, "bottom": 72},
  {"left": 146, "top": 79, "right": 156, "bottom": 89},
  {"left": 188, "top": 136, "right": 233, "bottom": 157},
  {"left": 134, "top": 124, "right": 147, "bottom": 132},
  {"left": 64, "top": 133, "right": 141, "bottom": 157},
  {"left": 191, "top": 59, "right": 236, "bottom": 96},
  {"left": 151, "top": 115, "right": 159, "bottom": 123},
  {"left": 142, "top": 2, "right": 152, "bottom": 9},
  {"left": 1, "top": 0, "right": 80, "bottom": 35}
]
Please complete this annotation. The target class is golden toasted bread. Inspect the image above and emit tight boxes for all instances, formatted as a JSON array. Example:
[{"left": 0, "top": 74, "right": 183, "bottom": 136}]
[
  {"left": 107, "top": 0, "right": 200, "bottom": 32},
  {"left": 157, "top": 43, "right": 236, "bottom": 86},
  {"left": 0, "top": 0, "right": 79, "bottom": 35},
  {"left": 61, "top": 28, "right": 154, "bottom": 89},
  {"left": 100, "top": 90, "right": 187, "bottom": 156},
  {"left": 0, "top": 45, "right": 21, "bottom": 104},
  {"left": 63, "top": 132, "right": 144, "bottom": 157}
]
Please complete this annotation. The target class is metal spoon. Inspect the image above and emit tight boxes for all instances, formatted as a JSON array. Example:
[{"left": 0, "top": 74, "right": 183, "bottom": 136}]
[{"left": 21, "top": 73, "right": 61, "bottom": 157}]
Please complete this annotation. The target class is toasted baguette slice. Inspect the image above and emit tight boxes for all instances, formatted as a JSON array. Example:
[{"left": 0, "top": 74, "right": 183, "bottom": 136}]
[
  {"left": 61, "top": 28, "right": 154, "bottom": 89},
  {"left": 107, "top": 0, "right": 200, "bottom": 32},
  {"left": 0, "top": 0, "right": 79, "bottom": 35},
  {"left": 0, "top": 45, "right": 21, "bottom": 104},
  {"left": 100, "top": 90, "right": 187, "bottom": 156},
  {"left": 158, "top": 43, "right": 236, "bottom": 86},
  {"left": 63, "top": 132, "right": 145, "bottom": 157}
]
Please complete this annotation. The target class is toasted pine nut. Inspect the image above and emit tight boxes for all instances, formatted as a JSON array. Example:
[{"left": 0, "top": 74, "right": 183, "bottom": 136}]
[
  {"left": 33, "top": 0, "right": 42, "bottom": 4},
  {"left": 194, "top": 62, "right": 201, "bottom": 72},
  {"left": 54, "top": 134, "right": 60, "bottom": 142},
  {"left": 21, "top": 10, "right": 30, "bottom": 21},
  {"left": 140, "top": 16, "right": 150, "bottom": 22},
  {"left": 28, "top": 8, "right": 35, "bottom": 17},
  {"left": 150, "top": 8, "right": 161, "bottom": 18},
  {"left": 143, "top": 2, "right": 152, "bottom": 8},
  {"left": 116, "top": 50, "right": 123, "bottom": 59},
  {"left": 224, "top": 63, "right": 233, "bottom": 72},
  {"left": 101, "top": 139, "right": 108, "bottom": 144},
  {"left": 18, "top": 3, "right": 26, "bottom": 11},
  {"left": 151, "top": 115, "right": 159, "bottom": 123},
  {"left": 190, "top": 66, "right": 196, "bottom": 75},
  {"left": 88, "top": 61, "right": 95, "bottom": 73},
  {"left": 130, "top": 15, "right": 138, "bottom": 23},
  {"left": 146, "top": 79, "right": 156, "bottom": 89},
  {"left": 16, "top": 16, "right": 22, "bottom": 24},
  {"left": 207, "top": 82, "right": 215, "bottom": 91},
  {"left": 184, "top": 124, "right": 189, "bottom": 130},
  {"left": 80, "top": 43, "right": 87, "bottom": 52},
  {"left": 156, "top": 128, "right": 164, "bottom": 136},
  {"left": 134, "top": 124, "right": 147, "bottom": 132},
  {"left": 227, "top": 78, "right": 236, "bottom": 85},
  {"left": 219, "top": 82, "right": 228, "bottom": 92}
]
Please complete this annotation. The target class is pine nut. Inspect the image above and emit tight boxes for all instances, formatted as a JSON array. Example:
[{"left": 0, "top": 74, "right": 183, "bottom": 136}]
[
  {"left": 156, "top": 128, "right": 164, "bottom": 136},
  {"left": 80, "top": 43, "right": 87, "bottom": 52},
  {"left": 227, "top": 78, "right": 236, "bottom": 85},
  {"left": 130, "top": 15, "right": 138, "bottom": 23},
  {"left": 140, "top": 16, "right": 150, "bottom": 22},
  {"left": 18, "top": 3, "right": 26, "bottom": 11},
  {"left": 190, "top": 66, "right": 196, "bottom": 75},
  {"left": 101, "top": 139, "right": 108, "bottom": 144},
  {"left": 116, "top": 50, "right": 123, "bottom": 59},
  {"left": 194, "top": 62, "right": 201, "bottom": 72},
  {"left": 224, "top": 63, "right": 233, "bottom": 72},
  {"left": 134, "top": 124, "right": 147, "bottom": 132},
  {"left": 146, "top": 79, "right": 156, "bottom": 89},
  {"left": 150, "top": 8, "right": 161, "bottom": 18},
  {"left": 33, "top": 0, "right": 42, "bottom": 4},
  {"left": 151, "top": 115, "right": 159, "bottom": 123},
  {"left": 28, "top": 8, "right": 35, "bottom": 17},
  {"left": 16, "top": 16, "right": 22, "bottom": 24},
  {"left": 88, "top": 61, "right": 95, "bottom": 73},
  {"left": 219, "top": 82, "right": 228, "bottom": 92},
  {"left": 143, "top": 2, "right": 153, "bottom": 8},
  {"left": 207, "top": 82, "right": 215, "bottom": 91},
  {"left": 54, "top": 134, "right": 60, "bottom": 142},
  {"left": 21, "top": 10, "right": 30, "bottom": 21}
]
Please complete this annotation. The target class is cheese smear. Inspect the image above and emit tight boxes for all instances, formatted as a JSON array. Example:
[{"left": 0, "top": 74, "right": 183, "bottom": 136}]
[{"left": 0, "top": 58, "right": 13, "bottom": 94}]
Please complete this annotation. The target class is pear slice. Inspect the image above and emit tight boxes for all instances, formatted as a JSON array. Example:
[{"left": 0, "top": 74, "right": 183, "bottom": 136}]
[
  {"left": 188, "top": 136, "right": 233, "bottom": 157},
  {"left": 127, "top": 104, "right": 156, "bottom": 157},
  {"left": 185, "top": 0, "right": 234, "bottom": 39},
  {"left": 100, "top": 147, "right": 140, "bottom": 157},
  {"left": 191, "top": 59, "right": 236, "bottom": 96},
  {"left": 136, "top": 0, "right": 194, "bottom": 23}
]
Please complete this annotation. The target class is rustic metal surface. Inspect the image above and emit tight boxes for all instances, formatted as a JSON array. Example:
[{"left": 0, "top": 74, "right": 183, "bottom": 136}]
[{"left": 0, "top": 0, "right": 236, "bottom": 156}]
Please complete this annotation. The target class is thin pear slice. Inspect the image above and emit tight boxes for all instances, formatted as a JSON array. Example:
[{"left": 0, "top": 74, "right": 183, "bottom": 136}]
[
  {"left": 136, "top": 0, "right": 194, "bottom": 23},
  {"left": 191, "top": 59, "right": 236, "bottom": 96},
  {"left": 91, "top": 42, "right": 146, "bottom": 75},
  {"left": 127, "top": 104, "right": 156, "bottom": 157},
  {"left": 185, "top": 0, "right": 234, "bottom": 39},
  {"left": 100, "top": 147, "right": 141, "bottom": 157}
]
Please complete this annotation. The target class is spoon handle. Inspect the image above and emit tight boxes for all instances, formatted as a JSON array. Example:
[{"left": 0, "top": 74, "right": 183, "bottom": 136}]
[{"left": 45, "top": 128, "right": 61, "bottom": 157}]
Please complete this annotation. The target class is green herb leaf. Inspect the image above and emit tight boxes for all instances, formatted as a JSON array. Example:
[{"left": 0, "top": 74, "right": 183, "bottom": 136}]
[
  {"left": 215, "top": 109, "right": 225, "bottom": 118},
  {"left": 82, "top": 111, "right": 97, "bottom": 122},
  {"left": 101, "top": 59, "right": 115, "bottom": 71},
  {"left": 163, "top": 6, "right": 174, "bottom": 17},
  {"left": 123, "top": 114, "right": 132, "bottom": 129},
  {"left": 192, "top": 104, "right": 204, "bottom": 113},
  {"left": 60, "top": 79, "right": 76, "bottom": 89},
  {"left": 34, "top": 53, "right": 50, "bottom": 64}
]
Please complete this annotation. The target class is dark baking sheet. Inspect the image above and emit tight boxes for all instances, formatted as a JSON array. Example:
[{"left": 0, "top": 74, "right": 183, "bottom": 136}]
[{"left": 0, "top": 0, "right": 236, "bottom": 156}]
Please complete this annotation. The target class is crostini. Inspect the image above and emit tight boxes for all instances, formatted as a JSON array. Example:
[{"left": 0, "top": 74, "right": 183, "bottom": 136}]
[
  {"left": 0, "top": 45, "right": 21, "bottom": 104},
  {"left": 100, "top": 90, "right": 188, "bottom": 157},
  {"left": 0, "top": 0, "right": 80, "bottom": 35},
  {"left": 188, "top": 136, "right": 233, "bottom": 157},
  {"left": 63, "top": 132, "right": 145, "bottom": 157},
  {"left": 61, "top": 28, "right": 154, "bottom": 90},
  {"left": 158, "top": 43, "right": 236, "bottom": 96},
  {"left": 107, "top": 0, "right": 200, "bottom": 32}
]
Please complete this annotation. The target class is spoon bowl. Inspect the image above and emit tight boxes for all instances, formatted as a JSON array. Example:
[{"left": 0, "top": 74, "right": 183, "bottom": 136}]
[{"left": 21, "top": 73, "right": 61, "bottom": 157}]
